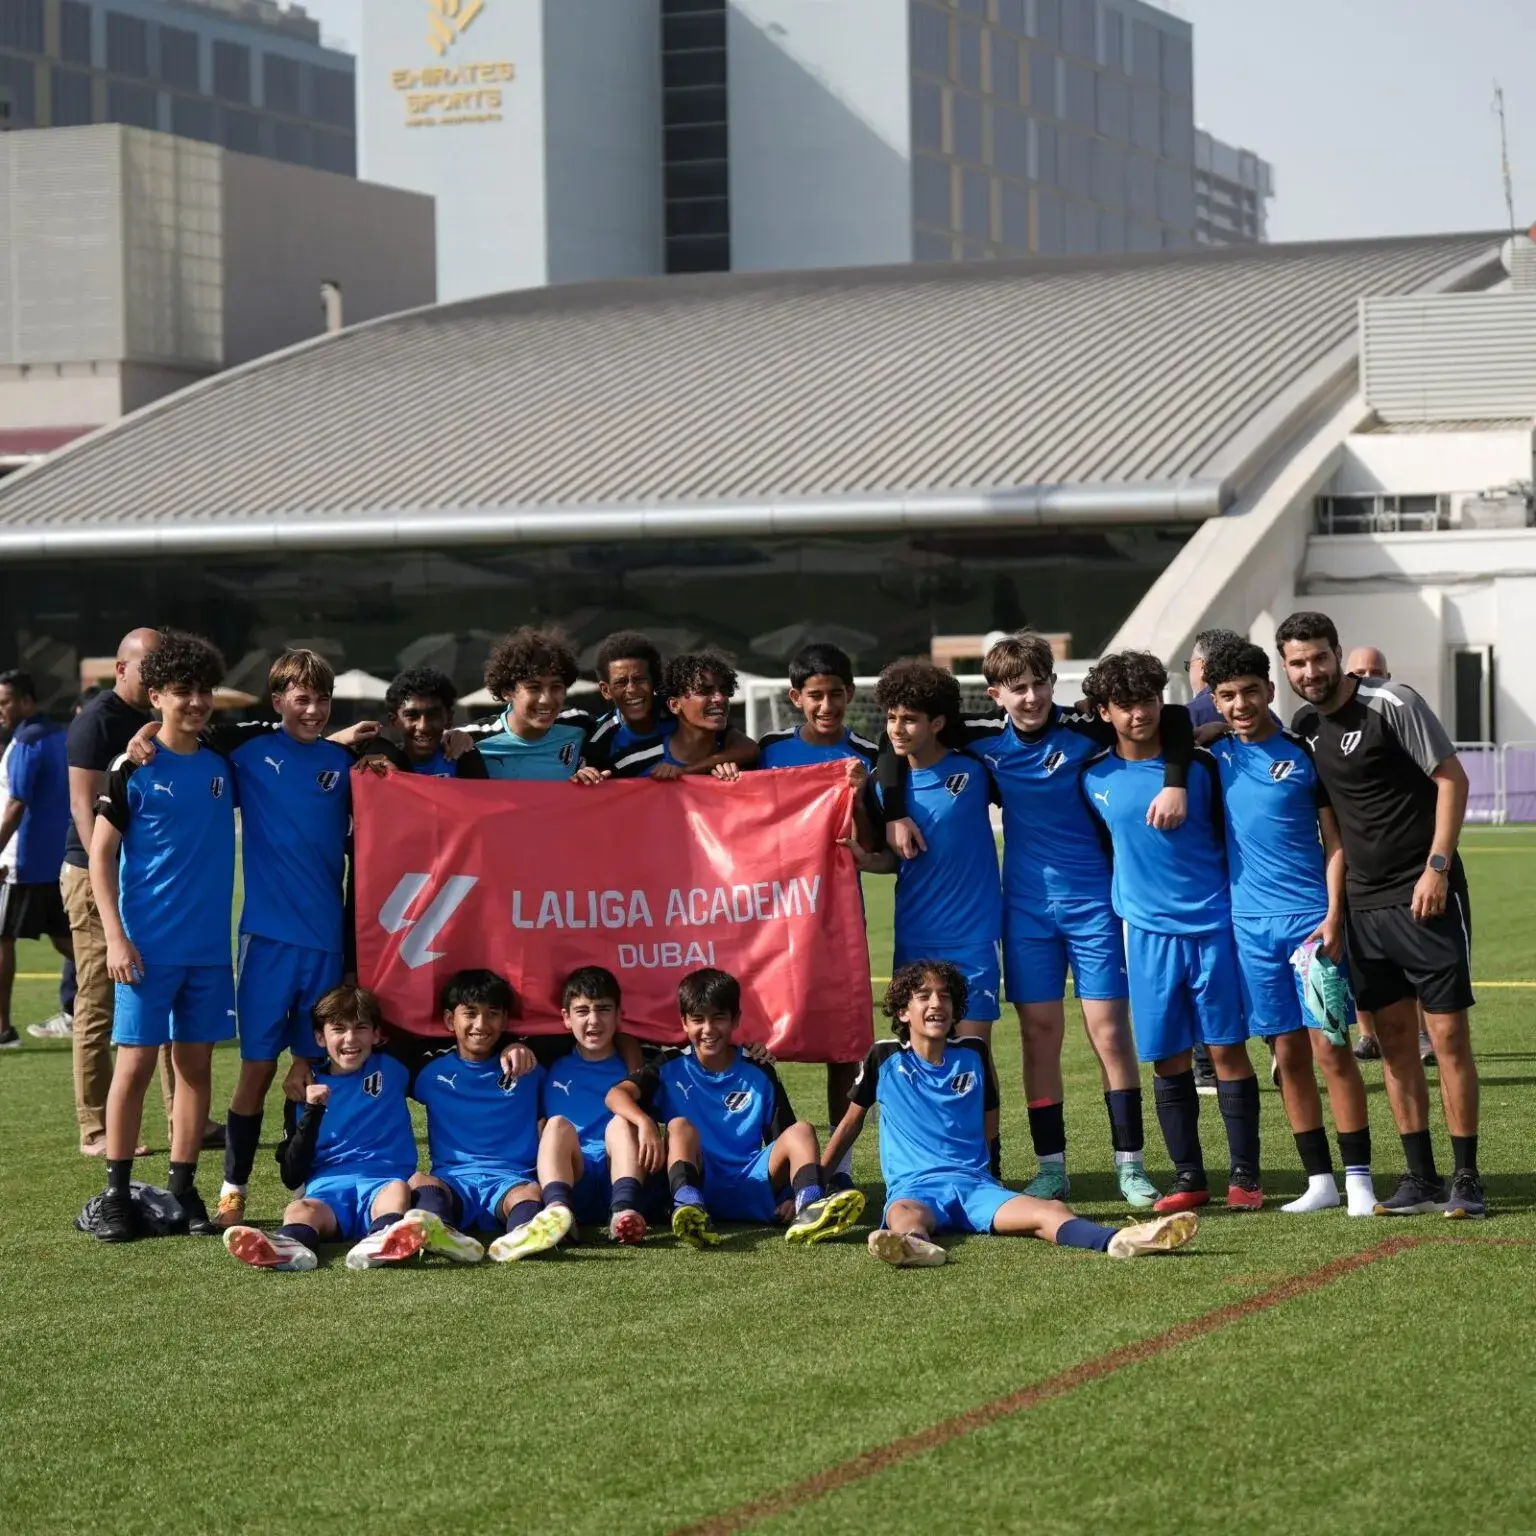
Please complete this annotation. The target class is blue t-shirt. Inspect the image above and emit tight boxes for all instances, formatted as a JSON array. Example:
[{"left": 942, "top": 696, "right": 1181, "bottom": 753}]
[
  {"left": 413, "top": 1051, "right": 544, "bottom": 1178},
  {"left": 5, "top": 718, "right": 70, "bottom": 883},
  {"left": 474, "top": 709, "right": 594, "bottom": 781},
  {"left": 634, "top": 1046, "right": 796, "bottom": 1179},
  {"left": 225, "top": 730, "right": 353, "bottom": 955},
  {"left": 873, "top": 751, "right": 1001, "bottom": 952},
  {"left": 849, "top": 1037, "right": 999, "bottom": 1186},
  {"left": 308, "top": 1053, "right": 418, "bottom": 1179},
  {"left": 1214, "top": 730, "right": 1330, "bottom": 919},
  {"left": 758, "top": 726, "right": 878, "bottom": 770},
  {"left": 98, "top": 747, "right": 236, "bottom": 967},
  {"left": 540, "top": 1045, "right": 631, "bottom": 1153},
  {"left": 588, "top": 713, "right": 675, "bottom": 773},
  {"left": 1082, "top": 748, "right": 1229, "bottom": 935}
]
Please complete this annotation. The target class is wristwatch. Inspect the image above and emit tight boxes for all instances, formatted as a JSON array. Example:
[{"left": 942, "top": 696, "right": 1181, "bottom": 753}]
[{"left": 1427, "top": 853, "right": 1450, "bottom": 875}]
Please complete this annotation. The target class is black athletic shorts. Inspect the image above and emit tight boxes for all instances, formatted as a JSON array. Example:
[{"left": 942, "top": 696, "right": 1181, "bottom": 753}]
[
  {"left": 0, "top": 880, "right": 71, "bottom": 943},
  {"left": 1346, "top": 881, "right": 1474, "bottom": 1016}
]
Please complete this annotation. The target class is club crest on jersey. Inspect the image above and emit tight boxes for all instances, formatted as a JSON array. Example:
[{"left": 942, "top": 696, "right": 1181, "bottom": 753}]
[
  {"left": 559, "top": 743, "right": 577, "bottom": 766},
  {"left": 951, "top": 1071, "right": 977, "bottom": 1096},
  {"left": 722, "top": 1090, "right": 754, "bottom": 1113},
  {"left": 209, "top": 776, "right": 225, "bottom": 798},
  {"left": 1042, "top": 750, "right": 1067, "bottom": 775},
  {"left": 943, "top": 772, "right": 970, "bottom": 797},
  {"left": 362, "top": 1071, "right": 384, "bottom": 1099},
  {"left": 1338, "top": 731, "right": 1363, "bottom": 757},
  {"left": 316, "top": 770, "right": 342, "bottom": 792},
  {"left": 1268, "top": 760, "right": 1295, "bottom": 782},
  {"left": 498, "top": 1070, "right": 520, "bottom": 1093}
]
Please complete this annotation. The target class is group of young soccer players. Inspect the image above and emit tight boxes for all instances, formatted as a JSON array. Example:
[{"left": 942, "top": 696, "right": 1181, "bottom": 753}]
[{"left": 88, "top": 611, "right": 1460, "bottom": 1273}]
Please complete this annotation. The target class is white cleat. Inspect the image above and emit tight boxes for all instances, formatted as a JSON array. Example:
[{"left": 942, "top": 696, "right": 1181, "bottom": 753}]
[
  {"left": 344, "top": 1216, "right": 431, "bottom": 1271},
  {"left": 1345, "top": 1172, "right": 1378, "bottom": 1217},
  {"left": 26, "top": 1012, "right": 73, "bottom": 1040},
  {"left": 1106, "top": 1211, "right": 1199, "bottom": 1258},
  {"left": 1282, "top": 1175, "right": 1342, "bottom": 1214},
  {"left": 223, "top": 1225, "right": 317, "bottom": 1272},
  {"left": 867, "top": 1228, "right": 948, "bottom": 1268}
]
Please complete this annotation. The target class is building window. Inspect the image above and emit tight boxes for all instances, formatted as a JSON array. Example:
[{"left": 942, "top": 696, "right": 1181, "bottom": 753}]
[
  {"left": 0, "top": 52, "right": 34, "bottom": 123},
  {"left": 224, "top": 107, "right": 259, "bottom": 154},
  {"left": 914, "top": 230, "right": 952, "bottom": 262},
  {"left": 0, "top": 0, "right": 42, "bottom": 52},
  {"left": 312, "top": 129, "right": 356, "bottom": 175},
  {"left": 1129, "top": 18, "right": 1160, "bottom": 84},
  {"left": 1131, "top": 87, "right": 1159, "bottom": 151},
  {"left": 955, "top": 20, "right": 981, "bottom": 90},
  {"left": 1126, "top": 152, "right": 1156, "bottom": 216},
  {"left": 212, "top": 41, "right": 250, "bottom": 104},
  {"left": 59, "top": 0, "right": 92, "bottom": 66},
  {"left": 159, "top": 26, "right": 200, "bottom": 90},
  {"left": 1065, "top": 199, "right": 1096, "bottom": 254},
  {"left": 1161, "top": 31, "right": 1193, "bottom": 98},
  {"left": 1101, "top": 8, "right": 1124, "bottom": 72},
  {"left": 1063, "top": 59, "right": 1093, "bottom": 129},
  {"left": 1092, "top": 139, "right": 1124, "bottom": 206},
  {"left": 51, "top": 66, "right": 93, "bottom": 126},
  {"left": 1035, "top": 188, "right": 1063, "bottom": 254},
  {"left": 1000, "top": 179, "right": 1029, "bottom": 247},
  {"left": 1096, "top": 73, "right": 1128, "bottom": 141},
  {"left": 995, "top": 106, "right": 1028, "bottom": 177},
  {"left": 1061, "top": 0, "right": 1095, "bottom": 60},
  {"left": 1098, "top": 208, "right": 1125, "bottom": 252},
  {"left": 170, "top": 94, "right": 216, "bottom": 141},
  {"left": 106, "top": 80, "right": 157, "bottom": 130},
  {"left": 912, "top": 77, "right": 941, "bottom": 151},
  {"left": 910, "top": 3, "right": 948, "bottom": 76},
  {"left": 1031, "top": 117, "right": 1057, "bottom": 185},
  {"left": 1161, "top": 99, "right": 1193, "bottom": 163},
  {"left": 961, "top": 167, "right": 989, "bottom": 238},
  {"left": 1027, "top": 46, "right": 1056, "bottom": 117},
  {"left": 663, "top": 0, "right": 728, "bottom": 276},
  {"left": 274, "top": 118, "right": 309, "bottom": 165},
  {"left": 991, "top": 33, "right": 1020, "bottom": 102},
  {"left": 953, "top": 92, "right": 982, "bottom": 162},
  {"left": 1032, "top": 0, "right": 1061, "bottom": 49},
  {"left": 914, "top": 154, "right": 951, "bottom": 227},
  {"left": 1157, "top": 160, "right": 1194, "bottom": 227},
  {"left": 996, "top": 0, "right": 1026, "bottom": 35},
  {"left": 263, "top": 53, "right": 301, "bottom": 116},
  {"left": 106, "top": 11, "right": 150, "bottom": 78},
  {"left": 311, "top": 65, "right": 354, "bottom": 128},
  {"left": 1055, "top": 127, "right": 1090, "bottom": 195}
]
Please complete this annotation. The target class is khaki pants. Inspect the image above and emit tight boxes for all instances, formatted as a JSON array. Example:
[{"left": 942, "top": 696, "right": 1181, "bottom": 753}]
[{"left": 59, "top": 862, "right": 176, "bottom": 1148}]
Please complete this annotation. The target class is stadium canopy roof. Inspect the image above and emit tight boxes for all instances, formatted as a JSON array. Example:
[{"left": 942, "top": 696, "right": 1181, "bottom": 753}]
[{"left": 0, "top": 232, "right": 1502, "bottom": 559}]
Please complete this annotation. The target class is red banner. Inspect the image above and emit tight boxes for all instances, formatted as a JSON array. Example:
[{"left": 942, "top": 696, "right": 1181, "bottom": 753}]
[{"left": 352, "top": 763, "right": 874, "bottom": 1061}]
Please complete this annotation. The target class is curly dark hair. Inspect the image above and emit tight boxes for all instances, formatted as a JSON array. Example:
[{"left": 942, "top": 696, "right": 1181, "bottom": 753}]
[
  {"left": 1202, "top": 634, "right": 1271, "bottom": 690},
  {"left": 594, "top": 630, "right": 664, "bottom": 687},
  {"left": 883, "top": 960, "right": 967, "bottom": 1039},
  {"left": 874, "top": 659, "right": 962, "bottom": 731},
  {"left": 483, "top": 628, "right": 578, "bottom": 699},
  {"left": 1082, "top": 650, "right": 1167, "bottom": 710},
  {"left": 663, "top": 651, "right": 738, "bottom": 703},
  {"left": 386, "top": 666, "right": 458, "bottom": 717},
  {"left": 139, "top": 630, "right": 225, "bottom": 694}
]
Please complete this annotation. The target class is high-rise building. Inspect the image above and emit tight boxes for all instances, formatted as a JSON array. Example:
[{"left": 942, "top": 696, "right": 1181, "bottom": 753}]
[
  {"left": 1194, "top": 128, "right": 1274, "bottom": 245},
  {"left": 0, "top": 0, "right": 356, "bottom": 174},
  {"left": 362, "top": 0, "right": 1200, "bottom": 303}
]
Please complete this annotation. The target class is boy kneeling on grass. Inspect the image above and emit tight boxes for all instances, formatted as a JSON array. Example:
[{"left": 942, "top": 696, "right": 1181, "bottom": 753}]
[
  {"left": 824, "top": 962, "right": 1200, "bottom": 1268},
  {"left": 605, "top": 968, "right": 865, "bottom": 1248}
]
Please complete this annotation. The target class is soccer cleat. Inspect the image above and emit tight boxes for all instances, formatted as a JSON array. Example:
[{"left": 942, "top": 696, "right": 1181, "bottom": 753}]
[
  {"left": 867, "top": 1228, "right": 947, "bottom": 1268},
  {"left": 1353, "top": 1033, "right": 1382, "bottom": 1062},
  {"left": 1227, "top": 1175, "right": 1265, "bottom": 1212},
  {"left": 1419, "top": 1029, "right": 1438, "bottom": 1067},
  {"left": 26, "top": 1012, "right": 72, "bottom": 1040},
  {"left": 410, "top": 1209, "right": 484, "bottom": 1263},
  {"left": 786, "top": 1187, "right": 866, "bottom": 1246},
  {"left": 178, "top": 1187, "right": 218, "bottom": 1236},
  {"left": 1106, "top": 1211, "right": 1199, "bottom": 1258},
  {"left": 1443, "top": 1170, "right": 1486, "bottom": 1220},
  {"left": 213, "top": 1190, "right": 247, "bottom": 1231},
  {"left": 1153, "top": 1173, "right": 1210, "bottom": 1214},
  {"left": 1193, "top": 1069, "right": 1218, "bottom": 1098},
  {"left": 0, "top": 1026, "right": 21, "bottom": 1050},
  {"left": 95, "top": 1189, "right": 137, "bottom": 1242},
  {"left": 1116, "top": 1161, "right": 1160, "bottom": 1208},
  {"left": 1021, "top": 1163, "right": 1071, "bottom": 1201},
  {"left": 670, "top": 1203, "right": 722, "bottom": 1250},
  {"left": 1374, "top": 1172, "right": 1447, "bottom": 1216},
  {"left": 608, "top": 1209, "right": 648, "bottom": 1245},
  {"left": 223, "top": 1225, "right": 317, "bottom": 1271},
  {"left": 488, "top": 1204, "right": 575, "bottom": 1263},
  {"left": 345, "top": 1218, "right": 432, "bottom": 1270}
]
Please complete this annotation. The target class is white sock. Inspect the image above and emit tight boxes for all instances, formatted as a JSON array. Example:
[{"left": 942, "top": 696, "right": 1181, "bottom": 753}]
[
  {"left": 1344, "top": 1170, "right": 1377, "bottom": 1217},
  {"left": 1282, "top": 1174, "right": 1340, "bottom": 1213},
  {"left": 1113, "top": 1149, "right": 1144, "bottom": 1166},
  {"left": 1037, "top": 1152, "right": 1066, "bottom": 1168},
  {"left": 219, "top": 1181, "right": 247, "bottom": 1200}
]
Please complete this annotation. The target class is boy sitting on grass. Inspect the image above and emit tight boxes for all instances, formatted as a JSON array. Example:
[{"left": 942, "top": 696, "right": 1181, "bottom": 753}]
[
  {"left": 605, "top": 967, "right": 864, "bottom": 1248},
  {"left": 223, "top": 985, "right": 472, "bottom": 1271},
  {"left": 824, "top": 961, "right": 1199, "bottom": 1268}
]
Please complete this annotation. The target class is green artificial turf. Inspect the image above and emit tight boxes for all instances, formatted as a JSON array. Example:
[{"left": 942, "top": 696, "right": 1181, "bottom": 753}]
[{"left": 1, "top": 828, "right": 1533, "bottom": 1535}]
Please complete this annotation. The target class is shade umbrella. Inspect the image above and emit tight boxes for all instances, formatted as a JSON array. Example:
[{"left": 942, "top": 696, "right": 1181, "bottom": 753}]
[
  {"left": 750, "top": 621, "right": 878, "bottom": 661},
  {"left": 331, "top": 668, "right": 391, "bottom": 701},
  {"left": 211, "top": 687, "right": 258, "bottom": 711}
]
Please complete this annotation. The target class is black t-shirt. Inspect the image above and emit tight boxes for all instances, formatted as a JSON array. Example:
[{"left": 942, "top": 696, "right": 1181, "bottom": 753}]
[
  {"left": 63, "top": 689, "right": 152, "bottom": 868},
  {"left": 1292, "top": 679, "right": 1459, "bottom": 909}
]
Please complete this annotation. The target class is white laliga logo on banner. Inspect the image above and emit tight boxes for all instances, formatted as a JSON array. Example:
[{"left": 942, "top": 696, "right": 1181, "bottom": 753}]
[{"left": 378, "top": 873, "right": 479, "bottom": 968}]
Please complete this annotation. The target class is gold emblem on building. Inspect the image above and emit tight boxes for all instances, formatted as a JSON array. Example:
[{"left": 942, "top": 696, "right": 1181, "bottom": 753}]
[{"left": 428, "top": 0, "right": 484, "bottom": 56}]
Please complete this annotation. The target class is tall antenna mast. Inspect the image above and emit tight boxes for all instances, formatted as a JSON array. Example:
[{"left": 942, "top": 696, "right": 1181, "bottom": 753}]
[{"left": 1493, "top": 80, "right": 1516, "bottom": 235}]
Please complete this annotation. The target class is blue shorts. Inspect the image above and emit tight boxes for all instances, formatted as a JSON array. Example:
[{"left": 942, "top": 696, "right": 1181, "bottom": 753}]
[
  {"left": 113, "top": 964, "right": 237, "bottom": 1048},
  {"left": 1004, "top": 899, "right": 1129, "bottom": 1004},
  {"left": 439, "top": 1166, "right": 537, "bottom": 1231},
  {"left": 1234, "top": 912, "right": 1355, "bottom": 1039},
  {"left": 702, "top": 1145, "right": 786, "bottom": 1224},
  {"left": 885, "top": 1174, "right": 1014, "bottom": 1235},
  {"left": 891, "top": 939, "right": 1001, "bottom": 1023},
  {"left": 572, "top": 1146, "right": 614, "bottom": 1225},
  {"left": 1125, "top": 926, "right": 1246, "bottom": 1063},
  {"left": 236, "top": 935, "right": 341, "bottom": 1063},
  {"left": 304, "top": 1171, "right": 414, "bottom": 1240}
]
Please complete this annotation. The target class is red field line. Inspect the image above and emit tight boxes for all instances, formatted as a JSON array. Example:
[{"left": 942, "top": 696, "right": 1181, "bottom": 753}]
[{"left": 676, "top": 1235, "right": 1530, "bottom": 1536}]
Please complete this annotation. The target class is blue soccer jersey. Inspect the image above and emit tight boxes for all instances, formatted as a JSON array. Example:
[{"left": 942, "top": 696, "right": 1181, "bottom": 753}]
[
  {"left": 541, "top": 1045, "right": 630, "bottom": 1152},
  {"left": 633, "top": 1046, "right": 797, "bottom": 1177},
  {"left": 873, "top": 751, "right": 1001, "bottom": 954},
  {"left": 97, "top": 748, "right": 236, "bottom": 967},
  {"left": 1082, "top": 748, "right": 1229, "bottom": 935},
  {"left": 289, "top": 1052, "right": 418, "bottom": 1181},
  {"left": 849, "top": 1036, "right": 999, "bottom": 1185},
  {"left": 758, "top": 726, "right": 878, "bottom": 770},
  {"left": 473, "top": 709, "right": 595, "bottom": 781},
  {"left": 1214, "top": 731, "right": 1331, "bottom": 919},
  {"left": 4, "top": 717, "right": 70, "bottom": 882},
  {"left": 413, "top": 1052, "right": 544, "bottom": 1179},
  {"left": 225, "top": 730, "right": 353, "bottom": 955}
]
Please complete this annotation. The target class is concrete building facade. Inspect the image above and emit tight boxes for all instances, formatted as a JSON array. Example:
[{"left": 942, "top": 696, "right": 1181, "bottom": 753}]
[{"left": 1194, "top": 127, "right": 1273, "bottom": 245}]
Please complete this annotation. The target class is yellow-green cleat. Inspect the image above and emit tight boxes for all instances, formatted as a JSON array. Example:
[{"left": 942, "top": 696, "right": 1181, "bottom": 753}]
[
  {"left": 488, "top": 1204, "right": 573, "bottom": 1263},
  {"left": 785, "top": 1187, "right": 866, "bottom": 1245},
  {"left": 671, "top": 1202, "right": 721, "bottom": 1249}
]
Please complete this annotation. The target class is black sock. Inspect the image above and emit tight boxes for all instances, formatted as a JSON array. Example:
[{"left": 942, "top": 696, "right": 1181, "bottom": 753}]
[
  {"left": 1216, "top": 1076, "right": 1261, "bottom": 1179},
  {"left": 989, "top": 1135, "right": 1002, "bottom": 1179},
  {"left": 543, "top": 1180, "right": 573, "bottom": 1209},
  {"left": 610, "top": 1176, "right": 642, "bottom": 1214},
  {"left": 413, "top": 1183, "right": 461, "bottom": 1225},
  {"left": 167, "top": 1160, "right": 197, "bottom": 1199},
  {"left": 1402, "top": 1129, "right": 1439, "bottom": 1183},
  {"left": 1450, "top": 1134, "right": 1479, "bottom": 1177},
  {"left": 1337, "top": 1126, "right": 1372, "bottom": 1172},
  {"left": 277, "top": 1222, "right": 320, "bottom": 1249},
  {"left": 1293, "top": 1126, "right": 1334, "bottom": 1178},
  {"left": 1027, "top": 1101, "right": 1066, "bottom": 1159},
  {"left": 1153, "top": 1070, "right": 1205, "bottom": 1181},
  {"left": 368, "top": 1211, "right": 403, "bottom": 1234},
  {"left": 668, "top": 1160, "right": 703, "bottom": 1198},
  {"left": 504, "top": 1198, "right": 541, "bottom": 1232},
  {"left": 790, "top": 1164, "right": 826, "bottom": 1208},
  {"left": 106, "top": 1157, "right": 133, "bottom": 1196},
  {"left": 223, "top": 1109, "right": 263, "bottom": 1187},
  {"left": 1104, "top": 1088, "right": 1144, "bottom": 1154}
]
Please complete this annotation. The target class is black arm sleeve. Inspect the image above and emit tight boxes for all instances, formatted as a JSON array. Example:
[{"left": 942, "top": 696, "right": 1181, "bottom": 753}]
[
  {"left": 873, "top": 741, "right": 909, "bottom": 822},
  {"left": 275, "top": 1100, "right": 326, "bottom": 1189},
  {"left": 95, "top": 759, "right": 137, "bottom": 833},
  {"left": 978, "top": 1041, "right": 1001, "bottom": 1112},
  {"left": 861, "top": 780, "right": 890, "bottom": 853},
  {"left": 760, "top": 1063, "right": 798, "bottom": 1142},
  {"left": 1195, "top": 751, "right": 1227, "bottom": 842},
  {"left": 847, "top": 1044, "right": 887, "bottom": 1109},
  {"left": 1157, "top": 703, "right": 1194, "bottom": 789},
  {"left": 455, "top": 748, "right": 489, "bottom": 779},
  {"left": 204, "top": 720, "right": 279, "bottom": 758}
]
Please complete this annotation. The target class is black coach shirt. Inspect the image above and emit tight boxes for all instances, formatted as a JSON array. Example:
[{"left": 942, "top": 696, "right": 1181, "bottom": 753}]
[
  {"left": 1292, "top": 680, "right": 1460, "bottom": 910},
  {"left": 63, "top": 689, "right": 152, "bottom": 868}
]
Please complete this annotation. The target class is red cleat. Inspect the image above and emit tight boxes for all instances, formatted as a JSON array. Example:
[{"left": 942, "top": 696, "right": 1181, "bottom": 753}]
[
  {"left": 1153, "top": 1182, "right": 1211, "bottom": 1214},
  {"left": 609, "top": 1209, "right": 648, "bottom": 1246},
  {"left": 1226, "top": 1181, "right": 1265, "bottom": 1212}
]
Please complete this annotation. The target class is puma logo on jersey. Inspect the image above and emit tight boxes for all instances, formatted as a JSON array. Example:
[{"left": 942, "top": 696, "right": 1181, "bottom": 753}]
[
  {"left": 722, "top": 1090, "right": 753, "bottom": 1112},
  {"left": 549, "top": 1079, "right": 572, "bottom": 1096},
  {"left": 1269, "top": 760, "right": 1295, "bottom": 782},
  {"left": 152, "top": 782, "right": 174, "bottom": 796},
  {"left": 436, "top": 1073, "right": 459, "bottom": 1092},
  {"left": 362, "top": 1071, "right": 384, "bottom": 1099},
  {"left": 316, "top": 770, "right": 341, "bottom": 791},
  {"left": 895, "top": 1061, "right": 918, "bottom": 1081},
  {"left": 951, "top": 1071, "right": 978, "bottom": 1095},
  {"left": 1307, "top": 735, "right": 1319, "bottom": 751},
  {"left": 210, "top": 777, "right": 225, "bottom": 798},
  {"left": 264, "top": 757, "right": 283, "bottom": 774},
  {"left": 675, "top": 1081, "right": 693, "bottom": 1101},
  {"left": 1092, "top": 789, "right": 1111, "bottom": 807},
  {"left": 1338, "top": 731, "right": 1363, "bottom": 756},
  {"left": 984, "top": 753, "right": 1002, "bottom": 769},
  {"left": 943, "top": 772, "right": 970, "bottom": 797}
]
